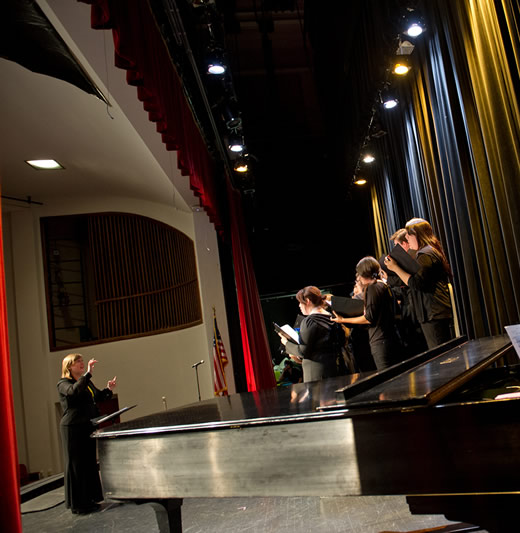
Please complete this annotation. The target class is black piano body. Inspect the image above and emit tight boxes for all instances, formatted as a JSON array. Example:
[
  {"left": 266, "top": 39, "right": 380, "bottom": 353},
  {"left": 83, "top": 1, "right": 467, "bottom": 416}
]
[{"left": 93, "top": 334, "right": 520, "bottom": 532}]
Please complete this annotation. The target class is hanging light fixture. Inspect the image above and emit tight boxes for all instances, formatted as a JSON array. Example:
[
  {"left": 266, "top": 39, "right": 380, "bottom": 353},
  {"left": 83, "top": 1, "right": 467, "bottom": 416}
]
[
  {"left": 228, "top": 132, "right": 244, "bottom": 152},
  {"left": 381, "top": 87, "right": 399, "bottom": 109},
  {"left": 406, "top": 22, "right": 424, "bottom": 37},
  {"left": 353, "top": 177, "right": 367, "bottom": 186},
  {"left": 393, "top": 56, "right": 410, "bottom": 75},
  {"left": 206, "top": 47, "right": 226, "bottom": 75},
  {"left": 402, "top": 10, "right": 426, "bottom": 38},
  {"left": 221, "top": 98, "right": 242, "bottom": 130},
  {"left": 234, "top": 155, "right": 248, "bottom": 173},
  {"left": 362, "top": 153, "right": 375, "bottom": 164}
]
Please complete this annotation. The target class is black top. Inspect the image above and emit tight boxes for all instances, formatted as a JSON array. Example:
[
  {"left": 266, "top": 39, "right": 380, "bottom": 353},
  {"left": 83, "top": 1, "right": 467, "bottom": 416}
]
[
  {"left": 407, "top": 245, "right": 452, "bottom": 323},
  {"left": 364, "top": 281, "right": 397, "bottom": 346},
  {"left": 285, "top": 312, "right": 336, "bottom": 364},
  {"left": 57, "top": 372, "right": 112, "bottom": 426}
]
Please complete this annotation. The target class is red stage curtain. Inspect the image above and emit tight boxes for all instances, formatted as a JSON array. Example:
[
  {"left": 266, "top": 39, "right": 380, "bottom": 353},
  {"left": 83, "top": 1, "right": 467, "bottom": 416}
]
[
  {"left": 80, "top": 0, "right": 275, "bottom": 390},
  {"left": 227, "top": 183, "right": 276, "bottom": 391},
  {"left": 0, "top": 194, "right": 22, "bottom": 532},
  {"left": 80, "top": 0, "right": 222, "bottom": 232}
]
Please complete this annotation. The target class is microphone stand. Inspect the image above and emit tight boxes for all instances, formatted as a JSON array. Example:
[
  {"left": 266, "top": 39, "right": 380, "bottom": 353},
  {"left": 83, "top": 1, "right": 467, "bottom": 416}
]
[{"left": 192, "top": 360, "right": 204, "bottom": 401}]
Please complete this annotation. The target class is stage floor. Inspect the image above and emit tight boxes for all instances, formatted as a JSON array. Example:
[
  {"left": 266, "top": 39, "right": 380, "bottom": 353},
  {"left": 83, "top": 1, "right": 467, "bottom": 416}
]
[{"left": 21, "top": 487, "right": 487, "bottom": 532}]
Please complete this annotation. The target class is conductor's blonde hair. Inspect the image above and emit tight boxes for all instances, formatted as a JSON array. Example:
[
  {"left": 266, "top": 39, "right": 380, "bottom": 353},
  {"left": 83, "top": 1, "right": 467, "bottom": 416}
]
[{"left": 61, "top": 353, "right": 83, "bottom": 378}]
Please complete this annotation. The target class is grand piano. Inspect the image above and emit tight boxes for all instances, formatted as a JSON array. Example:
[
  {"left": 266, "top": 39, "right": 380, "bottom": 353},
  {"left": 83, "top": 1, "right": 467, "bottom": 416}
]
[{"left": 93, "top": 333, "right": 520, "bottom": 532}]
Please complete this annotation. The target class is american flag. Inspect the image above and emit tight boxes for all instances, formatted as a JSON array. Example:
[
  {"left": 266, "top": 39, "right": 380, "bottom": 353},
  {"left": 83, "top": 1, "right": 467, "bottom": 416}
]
[{"left": 213, "top": 314, "right": 229, "bottom": 396}]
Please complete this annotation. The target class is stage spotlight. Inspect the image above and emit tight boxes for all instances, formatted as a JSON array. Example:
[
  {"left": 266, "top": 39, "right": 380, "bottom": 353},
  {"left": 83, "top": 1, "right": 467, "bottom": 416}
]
[
  {"left": 406, "top": 22, "right": 424, "bottom": 37},
  {"left": 228, "top": 132, "right": 244, "bottom": 152},
  {"left": 207, "top": 48, "right": 226, "bottom": 75},
  {"left": 403, "top": 11, "right": 426, "bottom": 38},
  {"left": 393, "top": 56, "right": 410, "bottom": 75},
  {"left": 381, "top": 88, "right": 398, "bottom": 109},
  {"left": 221, "top": 99, "right": 242, "bottom": 130},
  {"left": 370, "top": 120, "right": 387, "bottom": 139},
  {"left": 234, "top": 156, "right": 248, "bottom": 173}
]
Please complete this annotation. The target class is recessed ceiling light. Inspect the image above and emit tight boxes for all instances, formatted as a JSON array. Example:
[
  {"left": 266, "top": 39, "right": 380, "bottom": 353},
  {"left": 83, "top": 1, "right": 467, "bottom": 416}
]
[{"left": 25, "top": 159, "right": 64, "bottom": 170}]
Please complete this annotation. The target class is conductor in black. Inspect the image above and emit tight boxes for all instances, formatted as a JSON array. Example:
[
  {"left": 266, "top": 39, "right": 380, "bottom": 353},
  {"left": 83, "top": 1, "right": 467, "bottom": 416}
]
[{"left": 57, "top": 353, "right": 117, "bottom": 514}]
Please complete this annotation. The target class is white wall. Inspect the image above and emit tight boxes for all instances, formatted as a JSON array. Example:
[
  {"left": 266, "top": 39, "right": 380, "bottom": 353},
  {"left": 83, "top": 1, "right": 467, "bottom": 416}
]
[
  {"left": 4, "top": 196, "right": 233, "bottom": 476},
  {"left": 1, "top": 0, "right": 235, "bottom": 477}
]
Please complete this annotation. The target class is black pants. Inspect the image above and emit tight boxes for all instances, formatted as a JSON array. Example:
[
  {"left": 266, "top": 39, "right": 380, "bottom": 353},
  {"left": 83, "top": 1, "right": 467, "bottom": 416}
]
[
  {"left": 421, "top": 318, "right": 453, "bottom": 350},
  {"left": 370, "top": 340, "right": 395, "bottom": 370},
  {"left": 61, "top": 423, "right": 103, "bottom": 511}
]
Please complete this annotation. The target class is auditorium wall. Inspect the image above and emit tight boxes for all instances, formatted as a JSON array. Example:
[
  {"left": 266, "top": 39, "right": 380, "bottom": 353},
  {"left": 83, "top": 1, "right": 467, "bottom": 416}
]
[{"left": 3, "top": 195, "right": 233, "bottom": 477}]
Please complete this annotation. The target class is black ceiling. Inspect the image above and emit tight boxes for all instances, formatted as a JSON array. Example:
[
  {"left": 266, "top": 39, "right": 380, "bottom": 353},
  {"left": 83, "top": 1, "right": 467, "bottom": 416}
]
[
  {"left": 176, "top": 0, "right": 408, "bottom": 294},
  {"left": 4, "top": 0, "right": 415, "bottom": 296}
]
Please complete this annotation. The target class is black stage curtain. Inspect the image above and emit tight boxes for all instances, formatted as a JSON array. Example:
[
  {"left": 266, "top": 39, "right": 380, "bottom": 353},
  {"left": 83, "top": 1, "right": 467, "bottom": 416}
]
[{"left": 370, "top": 0, "right": 520, "bottom": 338}]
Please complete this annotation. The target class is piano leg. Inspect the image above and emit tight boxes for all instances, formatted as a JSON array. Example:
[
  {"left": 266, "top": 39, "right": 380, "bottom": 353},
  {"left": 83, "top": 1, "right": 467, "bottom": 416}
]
[{"left": 136, "top": 498, "right": 183, "bottom": 533}]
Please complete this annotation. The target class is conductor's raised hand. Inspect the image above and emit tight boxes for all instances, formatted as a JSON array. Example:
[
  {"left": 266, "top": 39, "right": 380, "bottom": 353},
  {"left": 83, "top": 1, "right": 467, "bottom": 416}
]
[
  {"left": 107, "top": 376, "right": 117, "bottom": 390},
  {"left": 87, "top": 358, "right": 98, "bottom": 373}
]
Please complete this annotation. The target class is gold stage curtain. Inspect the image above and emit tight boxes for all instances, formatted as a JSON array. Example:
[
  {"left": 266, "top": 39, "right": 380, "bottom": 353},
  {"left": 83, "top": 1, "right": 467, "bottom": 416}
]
[{"left": 386, "top": 0, "right": 520, "bottom": 337}]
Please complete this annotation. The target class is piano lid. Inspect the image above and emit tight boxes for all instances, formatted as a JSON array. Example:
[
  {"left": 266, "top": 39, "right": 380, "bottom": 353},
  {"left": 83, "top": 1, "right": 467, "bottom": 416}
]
[
  {"left": 341, "top": 334, "right": 513, "bottom": 409},
  {"left": 93, "top": 335, "right": 513, "bottom": 439}
]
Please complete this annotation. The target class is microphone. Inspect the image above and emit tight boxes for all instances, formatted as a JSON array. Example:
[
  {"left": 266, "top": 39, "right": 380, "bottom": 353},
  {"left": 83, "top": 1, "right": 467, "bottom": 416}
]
[{"left": 191, "top": 360, "right": 204, "bottom": 368}]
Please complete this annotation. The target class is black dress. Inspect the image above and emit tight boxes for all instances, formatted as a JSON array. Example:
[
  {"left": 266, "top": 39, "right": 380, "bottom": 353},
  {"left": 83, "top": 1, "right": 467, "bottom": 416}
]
[
  {"left": 407, "top": 245, "right": 453, "bottom": 349},
  {"left": 285, "top": 313, "right": 339, "bottom": 381},
  {"left": 57, "top": 372, "right": 112, "bottom": 513},
  {"left": 363, "top": 281, "right": 401, "bottom": 369}
]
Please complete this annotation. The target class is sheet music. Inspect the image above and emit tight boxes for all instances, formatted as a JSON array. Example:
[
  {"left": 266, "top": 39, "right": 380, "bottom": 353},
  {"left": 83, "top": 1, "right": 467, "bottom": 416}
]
[
  {"left": 274, "top": 322, "right": 300, "bottom": 344},
  {"left": 505, "top": 324, "right": 520, "bottom": 358},
  {"left": 91, "top": 404, "right": 137, "bottom": 426}
]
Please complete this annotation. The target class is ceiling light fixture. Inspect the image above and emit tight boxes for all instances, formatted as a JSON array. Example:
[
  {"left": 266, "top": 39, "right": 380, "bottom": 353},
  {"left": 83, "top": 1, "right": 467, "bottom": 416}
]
[
  {"left": 354, "top": 177, "right": 367, "bottom": 186},
  {"left": 25, "top": 159, "right": 64, "bottom": 170},
  {"left": 362, "top": 154, "right": 375, "bottom": 163}
]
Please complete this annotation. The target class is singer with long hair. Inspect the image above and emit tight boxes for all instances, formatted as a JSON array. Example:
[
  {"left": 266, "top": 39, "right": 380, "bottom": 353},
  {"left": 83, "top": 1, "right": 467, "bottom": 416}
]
[{"left": 385, "top": 217, "right": 453, "bottom": 349}]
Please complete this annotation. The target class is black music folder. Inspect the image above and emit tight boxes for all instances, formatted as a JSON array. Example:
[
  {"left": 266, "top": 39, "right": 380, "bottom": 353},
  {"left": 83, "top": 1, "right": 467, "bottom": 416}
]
[
  {"left": 330, "top": 295, "right": 364, "bottom": 318},
  {"left": 274, "top": 322, "right": 300, "bottom": 344},
  {"left": 91, "top": 404, "right": 137, "bottom": 426},
  {"left": 389, "top": 243, "right": 420, "bottom": 274}
]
